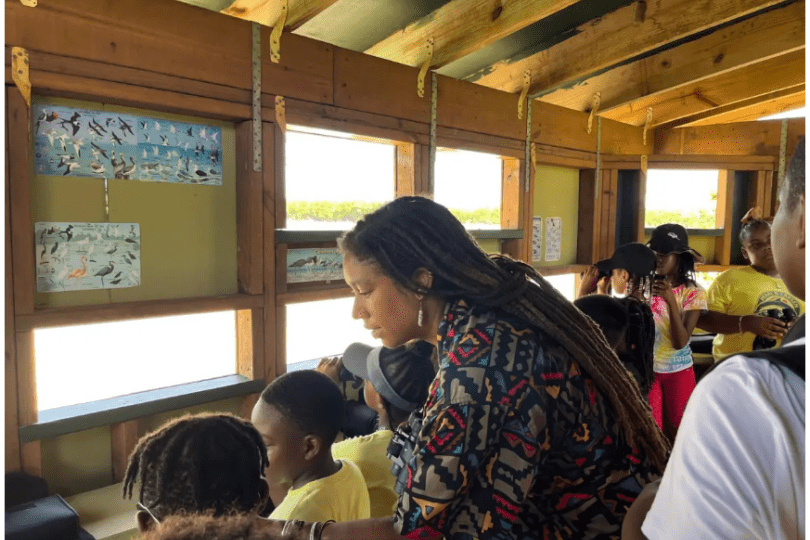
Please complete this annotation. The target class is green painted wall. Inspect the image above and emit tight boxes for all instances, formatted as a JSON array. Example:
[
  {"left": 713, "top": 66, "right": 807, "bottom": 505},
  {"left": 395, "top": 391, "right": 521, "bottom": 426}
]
[
  {"left": 30, "top": 97, "right": 238, "bottom": 309},
  {"left": 532, "top": 165, "right": 580, "bottom": 267}
]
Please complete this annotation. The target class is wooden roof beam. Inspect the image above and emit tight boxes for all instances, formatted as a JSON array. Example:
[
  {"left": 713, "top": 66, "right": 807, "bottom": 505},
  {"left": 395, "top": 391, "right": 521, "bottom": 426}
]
[
  {"left": 666, "top": 86, "right": 805, "bottom": 128},
  {"left": 473, "top": 0, "right": 793, "bottom": 97},
  {"left": 219, "top": 0, "right": 339, "bottom": 30},
  {"left": 538, "top": 1, "right": 805, "bottom": 113},
  {"left": 600, "top": 49, "right": 805, "bottom": 126},
  {"left": 364, "top": 0, "right": 580, "bottom": 69}
]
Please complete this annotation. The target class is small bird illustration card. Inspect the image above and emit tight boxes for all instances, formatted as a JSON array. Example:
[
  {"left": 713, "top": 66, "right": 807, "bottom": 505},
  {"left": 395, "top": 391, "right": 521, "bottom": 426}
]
[
  {"left": 287, "top": 248, "right": 343, "bottom": 284},
  {"left": 531, "top": 216, "right": 543, "bottom": 262},
  {"left": 35, "top": 222, "right": 141, "bottom": 292},
  {"left": 32, "top": 102, "right": 222, "bottom": 185}
]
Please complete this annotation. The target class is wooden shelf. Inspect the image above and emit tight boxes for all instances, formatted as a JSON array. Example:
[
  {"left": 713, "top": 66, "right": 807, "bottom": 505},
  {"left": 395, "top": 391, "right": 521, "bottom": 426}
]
[{"left": 15, "top": 294, "right": 264, "bottom": 332}]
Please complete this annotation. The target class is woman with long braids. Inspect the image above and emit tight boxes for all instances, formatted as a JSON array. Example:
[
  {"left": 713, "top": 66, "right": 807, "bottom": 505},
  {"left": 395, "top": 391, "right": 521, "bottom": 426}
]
[{"left": 259, "top": 197, "right": 669, "bottom": 540}]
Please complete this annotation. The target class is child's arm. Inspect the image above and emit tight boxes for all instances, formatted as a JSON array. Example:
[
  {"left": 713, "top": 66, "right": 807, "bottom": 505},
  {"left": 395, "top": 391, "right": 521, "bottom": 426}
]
[
  {"left": 698, "top": 311, "right": 788, "bottom": 338},
  {"left": 652, "top": 281, "right": 698, "bottom": 350}
]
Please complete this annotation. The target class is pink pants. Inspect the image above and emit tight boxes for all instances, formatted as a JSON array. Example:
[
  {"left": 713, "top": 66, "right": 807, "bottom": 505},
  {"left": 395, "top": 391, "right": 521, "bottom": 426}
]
[{"left": 649, "top": 367, "right": 696, "bottom": 439}]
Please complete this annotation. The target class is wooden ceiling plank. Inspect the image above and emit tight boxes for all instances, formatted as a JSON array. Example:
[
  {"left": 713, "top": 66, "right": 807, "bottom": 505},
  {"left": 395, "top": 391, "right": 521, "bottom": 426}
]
[
  {"left": 220, "top": 0, "right": 339, "bottom": 29},
  {"left": 365, "top": 0, "right": 580, "bottom": 69},
  {"left": 474, "top": 0, "right": 791, "bottom": 96},
  {"left": 539, "top": 1, "right": 805, "bottom": 112},
  {"left": 674, "top": 87, "right": 805, "bottom": 127},
  {"left": 601, "top": 48, "right": 805, "bottom": 126}
]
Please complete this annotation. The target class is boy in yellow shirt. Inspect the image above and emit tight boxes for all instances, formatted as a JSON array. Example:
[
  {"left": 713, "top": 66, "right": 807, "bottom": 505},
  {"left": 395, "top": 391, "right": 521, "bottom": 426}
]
[
  {"left": 698, "top": 210, "right": 804, "bottom": 361},
  {"left": 322, "top": 340, "right": 437, "bottom": 518},
  {"left": 251, "top": 370, "right": 370, "bottom": 522}
]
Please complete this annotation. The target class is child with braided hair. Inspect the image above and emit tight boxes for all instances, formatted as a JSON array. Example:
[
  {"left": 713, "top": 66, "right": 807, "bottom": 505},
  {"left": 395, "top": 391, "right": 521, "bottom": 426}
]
[
  {"left": 122, "top": 412, "right": 272, "bottom": 533},
  {"left": 254, "top": 197, "right": 670, "bottom": 540},
  {"left": 697, "top": 208, "right": 804, "bottom": 360}
]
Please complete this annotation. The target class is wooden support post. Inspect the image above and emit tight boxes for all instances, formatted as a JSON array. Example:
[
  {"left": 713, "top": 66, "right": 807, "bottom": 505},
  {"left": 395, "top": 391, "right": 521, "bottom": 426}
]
[
  {"left": 763, "top": 170, "right": 776, "bottom": 219},
  {"left": 501, "top": 158, "right": 523, "bottom": 260},
  {"left": 395, "top": 143, "right": 416, "bottom": 197},
  {"left": 17, "top": 332, "right": 40, "bottom": 476},
  {"left": 414, "top": 144, "right": 431, "bottom": 196},
  {"left": 577, "top": 169, "right": 598, "bottom": 265},
  {"left": 748, "top": 170, "right": 768, "bottom": 216},
  {"left": 715, "top": 170, "right": 736, "bottom": 265},
  {"left": 5, "top": 114, "right": 20, "bottom": 472},
  {"left": 270, "top": 123, "right": 285, "bottom": 379},
  {"left": 111, "top": 421, "right": 139, "bottom": 482},
  {"left": 635, "top": 169, "right": 648, "bottom": 242},
  {"left": 605, "top": 169, "right": 619, "bottom": 254}
]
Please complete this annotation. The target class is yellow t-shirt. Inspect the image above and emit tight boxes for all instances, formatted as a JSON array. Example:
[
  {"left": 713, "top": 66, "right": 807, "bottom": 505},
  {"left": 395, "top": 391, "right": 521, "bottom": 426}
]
[
  {"left": 708, "top": 266, "right": 804, "bottom": 360},
  {"left": 269, "top": 459, "right": 371, "bottom": 522},
  {"left": 332, "top": 429, "right": 397, "bottom": 518}
]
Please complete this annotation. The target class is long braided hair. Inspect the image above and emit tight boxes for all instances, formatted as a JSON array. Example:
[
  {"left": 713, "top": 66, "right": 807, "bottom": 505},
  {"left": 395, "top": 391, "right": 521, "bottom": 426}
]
[
  {"left": 123, "top": 413, "right": 270, "bottom": 520},
  {"left": 339, "top": 196, "right": 670, "bottom": 471},
  {"left": 621, "top": 298, "right": 655, "bottom": 396}
]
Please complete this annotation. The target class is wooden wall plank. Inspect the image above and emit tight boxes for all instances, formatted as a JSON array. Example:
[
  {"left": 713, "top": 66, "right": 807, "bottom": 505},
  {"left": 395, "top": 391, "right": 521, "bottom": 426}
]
[
  {"left": 110, "top": 421, "right": 139, "bottom": 483},
  {"left": 606, "top": 169, "right": 619, "bottom": 252},
  {"left": 655, "top": 119, "right": 805, "bottom": 156},
  {"left": 763, "top": 170, "right": 776, "bottom": 219},
  {"left": 437, "top": 75, "right": 525, "bottom": 141},
  {"left": 260, "top": 28, "right": 334, "bottom": 105},
  {"left": 333, "top": 48, "right": 429, "bottom": 125},
  {"left": 395, "top": 143, "right": 416, "bottom": 197},
  {"left": 577, "top": 169, "right": 597, "bottom": 264},
  {"left": 636, "top": 170, "right": 648, "bottom": 243},
  {"left": 675, "top": 86, "right": 805, "bottom": 128},
  {"left": 235, "top": 121, "right": 265, "bottom": 295},
  {"left": 715, "top": 170, "right": 736, "bottom": 265},
  {"left": 414, "top": 144, "right": 431, "bottom": 196}
]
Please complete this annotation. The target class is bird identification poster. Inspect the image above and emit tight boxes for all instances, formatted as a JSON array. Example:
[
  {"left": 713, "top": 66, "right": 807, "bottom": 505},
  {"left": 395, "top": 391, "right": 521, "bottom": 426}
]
[
  {"left": 287, "top": 248, "right": 343, "bottom": 284},
  {"left": 32, "top": 103, "right": 222, "bottom": 185},
  {"left": 35, "top": 222, "right": 141, "bottom": 292},
  {"left": 544, "top": 217, "right": 562, "bottom": 262}
]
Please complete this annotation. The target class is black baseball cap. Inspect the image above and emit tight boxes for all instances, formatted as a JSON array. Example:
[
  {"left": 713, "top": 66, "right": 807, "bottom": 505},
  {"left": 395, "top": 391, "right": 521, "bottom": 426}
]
[
  {"left": 342, "top": 340, "right": 437, "bottom": 412},
  {"left": 647, "top": 224, "right": 705, "bottom": 264},
  {"left": 595, "top": 242, "right": 657, "bottom": 278}
]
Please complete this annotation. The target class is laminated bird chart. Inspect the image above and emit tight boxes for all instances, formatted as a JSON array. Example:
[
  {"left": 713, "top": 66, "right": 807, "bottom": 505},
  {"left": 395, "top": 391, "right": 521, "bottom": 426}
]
[
  {"left": 35, "top": 222, "right": 141, "bottom": 293},
  {"left": 32, "top": 103, "right": 222, "bottom": 185},
  {"left": 287, "top": 248, "right": 343, "bottom": 284}
]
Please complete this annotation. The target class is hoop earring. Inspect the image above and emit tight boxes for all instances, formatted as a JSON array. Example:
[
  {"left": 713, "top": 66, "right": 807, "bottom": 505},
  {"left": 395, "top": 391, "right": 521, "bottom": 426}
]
[{"left": 417, "top": 297, "right": 424, "bottom": 327}]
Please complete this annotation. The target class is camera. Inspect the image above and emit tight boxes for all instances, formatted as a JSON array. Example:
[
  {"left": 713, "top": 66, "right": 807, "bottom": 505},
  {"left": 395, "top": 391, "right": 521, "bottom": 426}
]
[
  {"left": 387, "top": 408, "right": 423, "bottom": 495},
  {"left": 752, "top": 307, "right": 797, "bottom": 350}
]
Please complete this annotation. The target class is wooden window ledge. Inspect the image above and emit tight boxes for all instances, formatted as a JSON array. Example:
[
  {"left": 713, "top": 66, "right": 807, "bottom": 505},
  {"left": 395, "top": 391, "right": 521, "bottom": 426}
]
[
  {"left": 65, "top": 482, "right": 136, "bottom": 540},
  {"left": 19, "top": 375, "right": 266, "bottom": 443}
]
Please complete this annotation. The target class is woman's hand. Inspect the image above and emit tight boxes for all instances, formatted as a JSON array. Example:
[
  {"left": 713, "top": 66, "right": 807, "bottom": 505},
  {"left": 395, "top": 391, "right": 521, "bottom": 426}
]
[
  {"left": 577, "top": 266, "right": 602, "bottom": 298},
  {"left": 595, "top": 275, "right": 610, "bottom": 295},
  {"left": 316, "top": 356, "right": 343, "bottom": 383},
  {"left": 651, "top": 279, "right": 676, "bottom": 306},
  {"left": 741, "top": 315, "right": 789, "bottom": 339}
]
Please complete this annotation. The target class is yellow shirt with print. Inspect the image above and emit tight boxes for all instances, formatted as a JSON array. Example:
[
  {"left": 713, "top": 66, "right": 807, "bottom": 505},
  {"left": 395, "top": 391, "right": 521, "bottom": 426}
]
[
  {"left": 332, "top": 429, "right": 397, "bottom": 518},
  {"left": 269, "top": 459, "right": 371, "bottom": 522},
  {"left": 708, "top": 266, "right": 804, "bottom": 361}
]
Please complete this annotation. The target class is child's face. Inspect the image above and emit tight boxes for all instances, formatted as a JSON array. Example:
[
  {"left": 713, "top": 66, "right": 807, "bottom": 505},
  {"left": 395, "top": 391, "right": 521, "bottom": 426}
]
[
  {"left": 251, "top": 401, "right": 308, "bottom": 488},
  {"left": 654, "top": 252, "right": 678, "bottom": 277},
  {"left": 741, "top": 226, "right": 775, "bottom": 270}
]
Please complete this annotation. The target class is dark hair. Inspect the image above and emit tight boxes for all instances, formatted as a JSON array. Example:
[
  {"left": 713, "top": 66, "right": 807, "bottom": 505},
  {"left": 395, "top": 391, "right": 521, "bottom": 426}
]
[
  {"left": 738, "top": 219, "right": 770, "bottom": 244},
  {"left": 339, "top": 196, "right": 670, "bottom": 471},
  {"left": 784, "top": 136, "right": 805, "bottom": 211},
  {"left": 673, "top": 252, "right": 698, "bottom": 288},
  {"left": 574, "top": 296, "right": 655, "bottom": 396},
  {"left": 122, "top": 413, "right": 269, "bottom": 520},
  {"left": 136, "top": 513, "right": 273, "bottom": 540},
  {"left": 259, "top": 370, "right": 344, "bottom": 445}
]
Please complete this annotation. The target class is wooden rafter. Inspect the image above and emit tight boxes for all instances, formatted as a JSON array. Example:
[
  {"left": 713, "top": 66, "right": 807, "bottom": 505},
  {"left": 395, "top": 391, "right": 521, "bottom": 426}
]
[
  {"left": 539, "top": 1, "right": 805, "bottom": 113},
  {"left": 365, "top": 0, "right": 580, "bottom": 69},
  {"left": 673, "top": 86, "right": 805, "bottom": 127},
  {"left": 601, "top": 49, "right": 805, "bottom": 126},
  {"left": 218, "top": 0, "right": 339, "bottom": 30},
  {"left": 472, "top": 0, "right": 790, "bottom": 96}
]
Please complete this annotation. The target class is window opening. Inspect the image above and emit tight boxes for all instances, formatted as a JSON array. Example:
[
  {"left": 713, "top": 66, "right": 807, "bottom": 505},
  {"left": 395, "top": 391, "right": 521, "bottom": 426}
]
[
  {"left": 645, "top": 169, "right": 719, "bottom": 229},
  {"left": 434, "top": 148, "right": 502, "bottom": 229},
  {"left": 34, "top": 311, "right": 237, "bottom": 411},
  {"left": 285, "top": 126, "right": 395, "bottom": 230}
]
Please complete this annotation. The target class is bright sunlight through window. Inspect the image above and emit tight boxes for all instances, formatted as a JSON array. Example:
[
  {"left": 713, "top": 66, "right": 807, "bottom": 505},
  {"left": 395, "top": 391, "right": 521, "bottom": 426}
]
[
  {"left": 434, "top": 149, "right": 502, "bottom": 229},
  {"left": 286, "top": 297, "right": 378, "bottom": 369},
  {"left": 645, "top": 169, "right": 719, "bottom": 229},
  {"left": 34, "top": 311, "right": 237, "bottom": 411},
  {"left": 543, "top": 273, "right": 576, "bottom": 303},
  {"left": 285, "top": 126, "right": 395, "bottom": 230}
]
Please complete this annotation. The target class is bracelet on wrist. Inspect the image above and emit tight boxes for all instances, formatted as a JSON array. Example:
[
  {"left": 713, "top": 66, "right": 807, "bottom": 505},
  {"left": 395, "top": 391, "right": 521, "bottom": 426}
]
[{"left": 738, "top": 315, "right": 745, "bottom": 334}]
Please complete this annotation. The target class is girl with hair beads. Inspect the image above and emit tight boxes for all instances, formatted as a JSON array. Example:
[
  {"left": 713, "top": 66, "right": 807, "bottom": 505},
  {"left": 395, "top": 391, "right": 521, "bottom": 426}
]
[
  {"left": 647, "top": 224, "right": 708, "bottom": 440},
  {"left": 257, "top": 197, "right": 669, "bottom": 540},
  {"left": 697, "top": 208, "right": 804, "bottom": 361}
]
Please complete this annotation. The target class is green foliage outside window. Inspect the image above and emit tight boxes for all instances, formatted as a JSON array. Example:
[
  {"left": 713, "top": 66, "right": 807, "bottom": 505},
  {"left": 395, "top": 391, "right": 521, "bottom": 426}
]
[
  {"left": 645, "top": 209, "right": 717, "bottom": 229},
  {"left": 287, "top": 201, "right": 500, "bottom": 225}
]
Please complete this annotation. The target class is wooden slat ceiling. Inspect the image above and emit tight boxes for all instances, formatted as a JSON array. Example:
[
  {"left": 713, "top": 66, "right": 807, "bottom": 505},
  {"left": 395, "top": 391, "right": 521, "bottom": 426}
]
[{"left": 176, "top": 0, "right": 806, "bottom": 127}]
